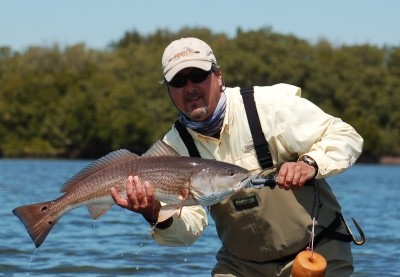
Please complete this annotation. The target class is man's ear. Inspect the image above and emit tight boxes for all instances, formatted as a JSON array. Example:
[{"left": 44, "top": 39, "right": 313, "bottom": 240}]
[
  {"left": 217, "top": 72, "right": 223, "bottom": 87},
  {"left": 217, "top": 72, "right": 225, "bottom": 92}
]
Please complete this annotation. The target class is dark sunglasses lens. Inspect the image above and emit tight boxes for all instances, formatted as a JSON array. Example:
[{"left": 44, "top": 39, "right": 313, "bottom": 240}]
[
  {"left": 190, "top": 70, "right": 210, "bottom": 83},
  {"left": 168, "top": 70, "right": 211, "bottom": 88},
  {"left": 169, "top": 76, "right": 187, "bottom": 88}
]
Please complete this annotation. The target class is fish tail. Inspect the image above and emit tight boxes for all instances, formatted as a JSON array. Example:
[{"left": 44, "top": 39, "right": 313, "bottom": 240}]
[{"left": 12, "top": 201, "right": 60, "bottom": 248}]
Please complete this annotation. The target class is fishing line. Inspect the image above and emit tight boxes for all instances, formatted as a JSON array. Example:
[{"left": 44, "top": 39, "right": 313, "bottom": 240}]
[
  {"left": 310, "top": 179, "right": 322, "bottom": 220},
  {"left": 307, "top": 180, "right": 322, "bottom": 260},
  {"left": 307, "top": 217, "right": 316, "bottom": 259}
]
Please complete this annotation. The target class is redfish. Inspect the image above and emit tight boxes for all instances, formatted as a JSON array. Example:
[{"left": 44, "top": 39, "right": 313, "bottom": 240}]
[{"left": 12, "top": 140, "right": 250, "bottom": 248}]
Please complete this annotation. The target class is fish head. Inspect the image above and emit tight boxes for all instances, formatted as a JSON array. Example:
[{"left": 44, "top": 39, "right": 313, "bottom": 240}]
[{"left": 189, "top": 162, "right": 250, "bottom": 206}]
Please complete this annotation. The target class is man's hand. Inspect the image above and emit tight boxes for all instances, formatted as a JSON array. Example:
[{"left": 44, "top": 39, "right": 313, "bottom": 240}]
[
  {"left": 111, "top": 176, "right": 161, "bottom": 223},
  {"left": 275, "top": 161, "right": 316, "bottom": 190}
]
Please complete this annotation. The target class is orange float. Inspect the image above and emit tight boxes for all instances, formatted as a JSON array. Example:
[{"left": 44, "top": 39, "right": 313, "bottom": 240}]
[{"left": 292, "top": 250, "right": 327, "bottom": 277}]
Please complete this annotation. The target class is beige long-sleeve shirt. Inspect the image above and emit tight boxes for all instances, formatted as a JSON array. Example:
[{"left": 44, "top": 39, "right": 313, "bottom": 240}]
[{"left": 149, "top": 84, "right": 363, "bottom": 261}]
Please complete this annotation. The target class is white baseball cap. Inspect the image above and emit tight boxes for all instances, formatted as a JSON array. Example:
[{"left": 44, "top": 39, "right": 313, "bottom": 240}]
[{"left": 162, "top": 37, "right": 217, "bottom": 82}]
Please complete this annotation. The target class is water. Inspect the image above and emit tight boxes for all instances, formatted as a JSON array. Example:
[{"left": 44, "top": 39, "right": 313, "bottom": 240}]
[{"left": 0, "top": 160, "right": 399, "bottom": 276}]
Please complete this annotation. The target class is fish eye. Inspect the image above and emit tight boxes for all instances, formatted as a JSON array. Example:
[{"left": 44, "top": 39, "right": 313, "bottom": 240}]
[{"left": 227, "top": 170, "right": 235, "bottom": 176}]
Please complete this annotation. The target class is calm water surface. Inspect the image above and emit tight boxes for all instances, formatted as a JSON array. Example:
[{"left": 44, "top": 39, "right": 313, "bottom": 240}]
[{"left": 0, "top": 160, "right": 399, "bottom": 276}]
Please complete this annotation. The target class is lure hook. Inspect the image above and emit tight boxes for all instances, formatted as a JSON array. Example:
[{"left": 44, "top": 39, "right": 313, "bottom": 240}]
[{"left": 338, "top": 212, "right": 366, "bottom": 245}]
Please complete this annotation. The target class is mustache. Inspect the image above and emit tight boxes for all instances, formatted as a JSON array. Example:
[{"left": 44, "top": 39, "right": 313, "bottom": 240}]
[{"left": 184, "top": 91, "right": 202, "bottom": 101}]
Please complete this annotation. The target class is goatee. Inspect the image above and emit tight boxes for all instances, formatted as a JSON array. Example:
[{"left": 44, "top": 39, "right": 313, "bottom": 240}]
[{"left": 189, "top": 106, "right": 209, "bottom": 121}]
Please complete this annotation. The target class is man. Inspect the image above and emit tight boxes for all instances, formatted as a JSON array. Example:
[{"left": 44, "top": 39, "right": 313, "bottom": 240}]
[{"left": 111, "top": 37, "right": 363, "bottom": 276}]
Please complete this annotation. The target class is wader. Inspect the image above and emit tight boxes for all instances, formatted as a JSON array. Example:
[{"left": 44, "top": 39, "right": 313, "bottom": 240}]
[{"left": 175, "top": 87, "right": 364, "bottom": 277}]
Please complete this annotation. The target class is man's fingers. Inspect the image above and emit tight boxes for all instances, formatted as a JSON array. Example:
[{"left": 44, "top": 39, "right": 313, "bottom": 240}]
[
  {"left": 144, "top": 181, "right": 154, "bottom": 202},
  {"left": 276, "top": 165, "right": 288, "bottom": 186},
  {"left": 133, "top": 176, "right": 149, "bottom": 207},
  {"left": 111, "top": 187, "right": 128, "bottom": 207},
  {"left": 111, "top": 175, "right": 157, "bottom": 212},
  {"left": 110, "top": 187, "right": 119, "bottom": 201},
  {"left": 126, "top": 175, "right": 135, "bottom": 197},
  {"left": 133, "top": 176, "right": 145, "bottom": 198},
  {"left": 277, "top": 162, "right": 312, "bottom": 190}
]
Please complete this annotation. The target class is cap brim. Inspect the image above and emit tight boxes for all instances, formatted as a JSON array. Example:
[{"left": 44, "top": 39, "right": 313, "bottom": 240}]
[{"left": 164, "top": 60, "right": 212, "bottom": 82}]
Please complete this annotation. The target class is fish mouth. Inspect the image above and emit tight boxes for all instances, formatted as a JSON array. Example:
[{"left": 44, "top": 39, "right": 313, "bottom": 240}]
[
  {"left": 233, "top": 176, "right": 252, "bottom": 191},
  {"left": 199, "top": 176, "right": 250, "bottom": 205},
  {"left": 192, "top": 173, "right": 252, "bottom": 206}
]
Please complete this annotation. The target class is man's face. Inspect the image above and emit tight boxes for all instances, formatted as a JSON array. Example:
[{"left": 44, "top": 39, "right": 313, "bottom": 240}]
[{"left": 167, "top": 67, "right": 222, "bottom": 122}]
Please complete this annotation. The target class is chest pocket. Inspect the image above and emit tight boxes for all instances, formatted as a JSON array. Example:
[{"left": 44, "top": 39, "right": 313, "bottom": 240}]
[{"left": 233, "top": 152, "right": 262, "bottom": 174}]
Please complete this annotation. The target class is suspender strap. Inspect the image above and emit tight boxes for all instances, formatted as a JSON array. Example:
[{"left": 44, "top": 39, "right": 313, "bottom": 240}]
[
  {"left": 240, "top": 87, "right": 274, "bottom": 169},
  {"left": 174, "top": 120, "right": 201, "bottom": 158},
  {"left": 313, "top": 212, "right": 352, "bottom": 245}
]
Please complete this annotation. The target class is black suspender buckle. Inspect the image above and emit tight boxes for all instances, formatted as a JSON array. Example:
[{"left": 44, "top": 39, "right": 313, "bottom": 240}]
[{"left": 254, "top": 144, "right": 273, "bottom": 169}]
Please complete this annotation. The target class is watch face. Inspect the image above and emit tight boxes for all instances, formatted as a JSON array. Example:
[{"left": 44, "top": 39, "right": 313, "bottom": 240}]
[
  {"left": 303, "top": 156, "right": 317, "bottom": 168},
  {"left": 305, "top": 157, "right": 313, "bottom": 163}
]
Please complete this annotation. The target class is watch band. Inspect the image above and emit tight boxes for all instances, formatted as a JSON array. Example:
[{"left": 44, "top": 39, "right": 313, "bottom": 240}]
[{"left": 301, "top": 155, "right": 318, "bottom": 170}]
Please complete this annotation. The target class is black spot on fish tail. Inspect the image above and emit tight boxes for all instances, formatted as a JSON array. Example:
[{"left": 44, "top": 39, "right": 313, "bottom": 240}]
[{"left": 12, "top": 200, "right": 60, "bottom": 248}]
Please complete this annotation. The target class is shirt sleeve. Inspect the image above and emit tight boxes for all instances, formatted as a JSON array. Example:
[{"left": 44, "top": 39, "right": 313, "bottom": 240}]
[
  {"left": 149, "top": 205, "right": 208, "bottom": 246},
  {"left": 254, "top": 84, "right": 363, "bottom": 178},
  {"left": 281, "top": 95, "right": 364, "bottom": 178}
]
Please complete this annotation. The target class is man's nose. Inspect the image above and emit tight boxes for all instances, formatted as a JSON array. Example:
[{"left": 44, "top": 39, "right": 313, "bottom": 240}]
[{"left": 184, "top": 79, "right": 196, "bottom": 91}]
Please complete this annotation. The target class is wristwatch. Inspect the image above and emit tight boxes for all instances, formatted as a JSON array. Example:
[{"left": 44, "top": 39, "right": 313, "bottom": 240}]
[{"left": 301, "top": 155, "right": 318, "bottom": 172}]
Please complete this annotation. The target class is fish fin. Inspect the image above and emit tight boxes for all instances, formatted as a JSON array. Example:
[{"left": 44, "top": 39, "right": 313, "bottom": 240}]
[
  {"left": 12, "top": 200, "right": 61, "bottom": 248},
  {"left": 61, "top": 149, "right": 138, "bottom": 193},
  {"left": 87, "top": 203, "right": 113, "bottom": 220},
  {"left": 178, "top": 205, "right": 184, "bottom": 218},
  {"left": 178, "top": 191, "right": 190, "bottom": 218},
  {"left": 158, "top": 205, "right": 180, "bottom": 222},
  {"left": 141, "top": 140, "right": 180, "bottom": 158}
]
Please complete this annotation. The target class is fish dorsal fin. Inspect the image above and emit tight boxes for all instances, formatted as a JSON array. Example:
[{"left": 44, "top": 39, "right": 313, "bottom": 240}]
[
  {"left": 61, "top": 149, "right": 138, "bottom": 193},
  {"left": 142, "top": 140, "right": 180, "bottom": 157}
]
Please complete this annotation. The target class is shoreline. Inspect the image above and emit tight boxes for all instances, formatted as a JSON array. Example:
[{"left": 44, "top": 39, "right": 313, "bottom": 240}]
[
  {"left": 377, "top": 156, "right": 400, "bottom": 165},
  {"left": 357, "top": 155, "right": 400, "bottom": 165}
]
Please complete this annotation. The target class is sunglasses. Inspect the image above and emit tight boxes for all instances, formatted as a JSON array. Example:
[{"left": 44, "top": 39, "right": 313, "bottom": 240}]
[{"left": 168, "top": 69, "right": 212, "bottom": 88}]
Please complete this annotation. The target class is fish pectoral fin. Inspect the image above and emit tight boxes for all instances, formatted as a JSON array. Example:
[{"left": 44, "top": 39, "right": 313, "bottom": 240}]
[
  {"left": 178, "top": 192, "right": 189, "bottom": 218},
  {"left": 178, "top": 205, "right": 184, "bottom": 218},
  {"left": 158, "top": 205, "right": 180, "bottom": 222},
  {"left": 87, "top": 203, "right": 113, "bottom": 220}
]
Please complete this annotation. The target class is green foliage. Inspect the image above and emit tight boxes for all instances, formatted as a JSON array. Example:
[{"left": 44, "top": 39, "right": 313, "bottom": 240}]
[{"left": 0, "top": 28, "right": 398, "bottom": 161}]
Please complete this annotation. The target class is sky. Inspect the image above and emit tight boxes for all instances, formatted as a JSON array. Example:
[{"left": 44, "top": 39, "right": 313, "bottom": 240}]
[{"left": 2, "top": 0, "right": 399, "bottom": 51}]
